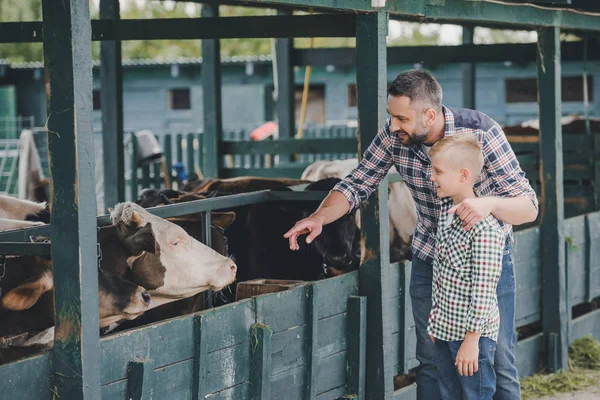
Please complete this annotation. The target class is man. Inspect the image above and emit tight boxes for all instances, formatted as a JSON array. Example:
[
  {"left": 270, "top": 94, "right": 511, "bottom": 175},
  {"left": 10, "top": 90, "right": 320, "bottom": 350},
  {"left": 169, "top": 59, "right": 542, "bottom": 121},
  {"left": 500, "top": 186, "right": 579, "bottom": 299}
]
[{"left": 284, "top": 69, "right": 538, "bottom": 400}]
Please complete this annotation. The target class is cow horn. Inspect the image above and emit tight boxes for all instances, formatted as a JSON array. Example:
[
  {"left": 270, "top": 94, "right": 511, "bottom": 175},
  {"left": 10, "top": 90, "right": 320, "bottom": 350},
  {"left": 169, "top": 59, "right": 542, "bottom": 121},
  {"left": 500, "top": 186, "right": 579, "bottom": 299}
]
[{"left": 160, "top": 193, "right": 174, "bottom": 205}]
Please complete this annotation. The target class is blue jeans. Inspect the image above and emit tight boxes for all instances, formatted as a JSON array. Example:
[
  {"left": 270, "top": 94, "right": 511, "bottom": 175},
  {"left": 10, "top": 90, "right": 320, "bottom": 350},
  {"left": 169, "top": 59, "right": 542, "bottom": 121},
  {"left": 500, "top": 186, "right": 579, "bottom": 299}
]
[
  {"left": 435, "top": 337, "right": 497, "bottom": 400},
  {"left": 409, "top": 240, "right": 520, "bottom": 400}
]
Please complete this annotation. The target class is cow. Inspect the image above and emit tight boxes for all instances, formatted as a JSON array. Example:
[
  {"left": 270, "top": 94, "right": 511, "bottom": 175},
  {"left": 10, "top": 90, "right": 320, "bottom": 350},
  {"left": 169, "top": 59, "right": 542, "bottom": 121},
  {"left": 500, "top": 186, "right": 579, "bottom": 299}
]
[
  {"left": 301, "top": 158, "right": 417, "bottom": 262},
  {"left": 0, "top": 194, "right": 50, "bottom": 224},
  {"left": 136, "top": 177, "right": 361, "bottom": 302},
  {"left": 182, "top": 176, "right": 309, "bottom": 194}
]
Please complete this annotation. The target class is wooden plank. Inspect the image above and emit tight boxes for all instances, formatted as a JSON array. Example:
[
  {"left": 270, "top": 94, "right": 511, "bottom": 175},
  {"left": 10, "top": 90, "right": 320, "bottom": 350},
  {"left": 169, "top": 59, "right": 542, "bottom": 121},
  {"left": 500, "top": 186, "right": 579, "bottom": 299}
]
[
  {"left": 126, "top": 359, "right": 154, "bottom": 400},
  {"left": 254, "top": 285, "right": 307, "bottom": 333},
  {"left": 202, "top": 4, "right": 222, "bottom": 178},
  {"left": 346, "top": 296, "right": 367, "bottom": 400},
  {"left": 100, "top": 317, "right": 195, "bottom": 384},
  {"left": 569, "top": 309, "right": 600, "bottom": 344},
  {"left": 41, "top": 0, "right": 101, "bottom": 397},
  {"left": 203, "top": 383, "right": 250, "bottom": 400},
  {"left": 131, "top": 133, "right": 139, "bottom": 201},
  {"left": 193, "top": 316, "right": 208, "bottom": 399},
  {"left": 220, "top": 166, "right": 307, "bottom": 179},
  {"left": 270, "top": 366, "right": 305, "bottom": 400},
  {"left": 0, "top": 242, "right": 51, "bottom": 256},
  {"left": 220, "top": 138, "right": 358, "bottom": 155},
  {"left": 100, "top": 0, "right": 125, "bottom": 212},
  {"left": 164, "top": 134, "right": 172, "bottom": 188},
  {"left": 271, "top": 325, "right": 308, "bottom": 375},
  {"left": 314, "top": 351, "right": 347, "bottom": 395},
  {"left": 101, "top": 380, "right": 127, "bottom": 399},
  {"left": 565, "top": 216, "right": 587, "bottom": 306},
  {"left": 200, "top": 298, "right": 254, "bottom": 354},
  {"left": 151, "top": 359, "right": 194, "bottom": 400},
  {"left": 538, "top": 26, "right": 568, "bottom": 373},
  {"left": 91, "top": 15, "right": 356, "bottom": 40},
  {"left": 205, "top": 343, "right": 251, "bottom": 394},
  {"left": 392, "top": 384, "right": 418, "bottom": 400},
  {"left": 313, "top": 271, "right": 359, "bottom": 319},
  {"left": 276, "top": 9, "right": 295, "bottom": 143},
  {"left": 187, "top": 133, "right": 197, "bottom": 181},
  {"left": 587, "top": 212, "right": 600, "bottom": 299},
  {"left": 515, "top": 333, "right": 544, "bottom": 379},
  {"left": 316, "top": 386, "right": 346, "bottom": 400},
  {"left": 461, "top": 25, "right": 475, "bottom": 109},
  {"left": 305, "top": 285, "right": 319, "bottom": 400},
  {"left": 0, "top": 353, "right": 52, "bottom": 399},
  {"left": 249, "top": 324, "right": 272, "bottom": 400},
  {"left": 355, "top": 10, "right": 394, "bottom": 399},
  {"left": 317, "top": 313, "right": 348, "bottom": 358}
]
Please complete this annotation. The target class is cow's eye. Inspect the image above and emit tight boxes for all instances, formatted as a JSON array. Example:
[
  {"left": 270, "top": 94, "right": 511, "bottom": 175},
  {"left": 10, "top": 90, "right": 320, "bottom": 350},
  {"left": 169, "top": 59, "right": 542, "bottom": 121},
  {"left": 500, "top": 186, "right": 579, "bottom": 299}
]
[{"left": 171, "top": 239, "right": 180, "bottom": 247}]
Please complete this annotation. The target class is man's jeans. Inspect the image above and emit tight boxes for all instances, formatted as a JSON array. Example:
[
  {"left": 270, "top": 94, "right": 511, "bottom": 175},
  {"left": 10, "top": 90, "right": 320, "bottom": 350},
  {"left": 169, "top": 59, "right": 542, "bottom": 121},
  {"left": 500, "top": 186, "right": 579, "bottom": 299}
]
[
  {"left": 435, "top": 337, "right": 497, "bottom": 400},
  {"left": 409, "top": 240, "right": 520, "bottom": 400}
]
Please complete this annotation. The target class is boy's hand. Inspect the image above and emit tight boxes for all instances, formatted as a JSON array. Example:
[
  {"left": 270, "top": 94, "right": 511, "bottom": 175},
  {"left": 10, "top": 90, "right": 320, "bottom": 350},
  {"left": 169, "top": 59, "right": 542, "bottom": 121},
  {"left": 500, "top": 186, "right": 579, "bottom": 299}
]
[
  {"left": 429, "top": 335, "right": 435, "bottom": 343},
  {"left": 448, "top": 198, "right": 494, "bottom": 231},
  {"left": 455, "top": 332, "right": 481, "bottom": 376}
]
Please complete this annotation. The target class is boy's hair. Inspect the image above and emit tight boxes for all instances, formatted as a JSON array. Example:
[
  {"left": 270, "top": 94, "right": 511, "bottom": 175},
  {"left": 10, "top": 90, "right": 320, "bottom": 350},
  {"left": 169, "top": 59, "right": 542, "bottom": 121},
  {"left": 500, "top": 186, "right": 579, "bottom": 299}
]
[{"left": 430, "top": 133, "right": 484, "bottom": 177}]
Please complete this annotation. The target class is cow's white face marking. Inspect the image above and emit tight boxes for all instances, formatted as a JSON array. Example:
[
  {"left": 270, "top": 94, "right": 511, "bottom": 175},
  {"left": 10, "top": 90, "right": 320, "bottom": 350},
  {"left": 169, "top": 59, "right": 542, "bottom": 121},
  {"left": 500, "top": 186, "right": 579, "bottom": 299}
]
[{"left": 0, "top": 195, "right": 46, "bottom": 221}]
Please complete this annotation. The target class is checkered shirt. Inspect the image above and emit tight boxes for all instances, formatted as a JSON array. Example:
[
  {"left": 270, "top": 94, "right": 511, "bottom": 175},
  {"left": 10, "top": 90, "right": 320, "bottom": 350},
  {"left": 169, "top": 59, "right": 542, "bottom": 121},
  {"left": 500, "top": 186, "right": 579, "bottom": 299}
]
[
  {"left": 333, "top": 105, "right": 538, "bottom": 264},
  {"left": 426, "top": 196, "right": 505, "bottom": 342}
]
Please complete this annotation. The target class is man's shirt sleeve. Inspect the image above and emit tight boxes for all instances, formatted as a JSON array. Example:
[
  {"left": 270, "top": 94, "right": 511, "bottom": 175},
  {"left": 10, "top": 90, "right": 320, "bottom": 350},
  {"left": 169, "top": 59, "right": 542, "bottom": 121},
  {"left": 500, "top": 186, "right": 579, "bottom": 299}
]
[
  {"left": 465, "top": 227, "right": 504, "bottom": 333},
  {"left": 332, "top": 122, "right": 394, "bottom": 211},
  {"left": 483, "top": 124, "right": 539, "bottom": 210}
]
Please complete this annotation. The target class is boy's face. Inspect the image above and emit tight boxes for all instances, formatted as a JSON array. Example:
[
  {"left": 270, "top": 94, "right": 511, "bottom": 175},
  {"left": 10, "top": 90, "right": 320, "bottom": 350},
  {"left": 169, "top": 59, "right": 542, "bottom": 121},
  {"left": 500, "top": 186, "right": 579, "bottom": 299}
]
[{"left": 430, "top": 152, "right": 465, "bottom": 198}]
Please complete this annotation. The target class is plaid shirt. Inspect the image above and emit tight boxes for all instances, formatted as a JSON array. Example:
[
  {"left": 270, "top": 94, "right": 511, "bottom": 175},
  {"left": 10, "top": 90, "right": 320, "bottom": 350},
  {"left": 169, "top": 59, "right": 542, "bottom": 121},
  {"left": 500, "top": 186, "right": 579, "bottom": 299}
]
[
  {"left": 427, "top": 196, "right": 505, "bottom": 342},
  {"left": 333, "top": 105, "right": 538, "bottom": 264}
]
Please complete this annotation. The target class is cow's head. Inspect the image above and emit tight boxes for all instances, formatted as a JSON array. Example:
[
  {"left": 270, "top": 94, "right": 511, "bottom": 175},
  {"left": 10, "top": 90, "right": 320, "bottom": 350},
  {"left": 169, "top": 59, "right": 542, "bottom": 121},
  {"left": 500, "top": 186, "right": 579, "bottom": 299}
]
[
  {"left": 135, "top": 188, "right": 187, "bottom": 208},
  {"left": 110, "top": 203, "right": 237, "bottom": 305}
]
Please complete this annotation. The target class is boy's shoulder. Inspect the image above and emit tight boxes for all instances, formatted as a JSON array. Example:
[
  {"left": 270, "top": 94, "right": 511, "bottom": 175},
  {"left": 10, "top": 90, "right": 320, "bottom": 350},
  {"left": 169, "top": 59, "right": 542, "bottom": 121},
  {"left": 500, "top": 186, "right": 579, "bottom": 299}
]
[{"left": 469, "top": 214, "right": 505, "bottom": 240}]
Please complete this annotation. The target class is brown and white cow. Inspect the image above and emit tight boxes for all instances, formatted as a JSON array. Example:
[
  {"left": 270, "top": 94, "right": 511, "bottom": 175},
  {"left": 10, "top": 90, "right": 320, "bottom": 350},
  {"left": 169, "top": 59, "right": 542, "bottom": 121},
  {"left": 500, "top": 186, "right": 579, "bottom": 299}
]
[{"left": 301, "top": 158, "right": 417, "bottom": 262}]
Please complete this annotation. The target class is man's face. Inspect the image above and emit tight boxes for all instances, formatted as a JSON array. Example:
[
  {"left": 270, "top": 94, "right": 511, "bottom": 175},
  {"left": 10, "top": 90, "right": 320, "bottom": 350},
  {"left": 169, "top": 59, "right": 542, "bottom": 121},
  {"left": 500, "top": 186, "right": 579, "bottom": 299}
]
[{"left": 386, "top": 95, "right": 429, "bottom": 146}]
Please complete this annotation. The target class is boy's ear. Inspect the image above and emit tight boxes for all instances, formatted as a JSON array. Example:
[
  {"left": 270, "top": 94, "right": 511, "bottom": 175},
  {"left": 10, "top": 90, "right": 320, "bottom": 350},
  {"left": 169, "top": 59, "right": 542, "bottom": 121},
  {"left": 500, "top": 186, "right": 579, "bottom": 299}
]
[{"left": 460, "top": 168, "right": 470, "bottom": 182}]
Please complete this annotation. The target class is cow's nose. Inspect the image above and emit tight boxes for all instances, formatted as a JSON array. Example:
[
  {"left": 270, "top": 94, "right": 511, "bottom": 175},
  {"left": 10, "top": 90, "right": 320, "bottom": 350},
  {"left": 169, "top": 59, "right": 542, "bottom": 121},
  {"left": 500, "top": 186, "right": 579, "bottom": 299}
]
[
  {"left": 141, "top": 290, "right": 151, "bottom": 305},
  {"left": 230, "top": 263, "right": 237, "bottom": 275}
]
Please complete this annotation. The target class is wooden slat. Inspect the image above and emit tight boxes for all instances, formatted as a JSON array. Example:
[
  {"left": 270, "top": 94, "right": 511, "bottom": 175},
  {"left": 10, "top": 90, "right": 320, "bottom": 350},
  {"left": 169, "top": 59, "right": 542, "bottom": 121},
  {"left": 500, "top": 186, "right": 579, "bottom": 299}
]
[
  {"left": 202, "top": 4, "right": 222, "bottom": 178},
  {"left": 569, "top": 309, "right": 600, "bottom": 344},
  {"left": 346, "top": 296, "right": 367, "bottom": 400},
  {"left": 192, "top": 316, "right": 208, "bottom": 399},
  {"left": 587, "top": 212, "right": 600, "bottom": 299},
  {"left": 219, "top": 138, "right": 358, "bottom": 155},
  {"left": 249, "top": 324, "right": 272, "bottom": 400},
  {"left": 538, "top": 26, "right": 568, "bottom": 373},
  {"left": 254, "top": 285, "right": 307, "bottom": 333},
  {"left": 126, "top": 359, "right": 154, "bottom": 400},
  {"left": 462, "top": 25, "right": 475, "bottom": 109},
  {"left": 100, "top": 0, "right": 125, "bottom": 212},
  {"left": 220, "top": 166, "right": 307, "bottom": 179},
  {"left": 565, "top": 216, "right": 587, "bottom": 306},
  {"left": 312, "top": 271, "right": 359, "bottom": 319},
  {"left": 514, "top": 333, "right": 544, "bottom": 379},
  {"left": 41, "top": 0, "right": 101, "bottom": 397},
  {"left": 305, "top": 285, "right": 319, "bottom": 400},
  {"left": 355, "top": 10, "right": 394, "bottom": 399},
  {"left": 149, "top": 359, "right": 194, "bottom": 400},
  {"left": 276, "top": 9, "right": 295, "bottom": 143},
  {"left": 0, "top": 242, "right": 51, "bottom": 256},
  {"left": 0, "top": 353, "right": 52, "bottom": 399},
  {"left": 392, "top": 384, "right": 418, "bottom": 400},
  {"left": 131, "top": 133, "right": 139, "bottom": 201}
]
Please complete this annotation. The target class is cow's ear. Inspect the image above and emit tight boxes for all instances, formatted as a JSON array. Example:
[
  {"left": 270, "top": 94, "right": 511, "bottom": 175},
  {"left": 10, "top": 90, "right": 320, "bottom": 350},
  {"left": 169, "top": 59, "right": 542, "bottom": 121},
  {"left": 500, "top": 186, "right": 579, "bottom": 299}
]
[
  {"left": 129, "top": 209, "right": 144, "bottom": 227},
  {"left": 123, "top": 223, "right": 157, "bottom": 255},
  {"left": 211, "top": 211, "right": 236, "bottom": 230},
  {"left": 1, "top": 270, "right": 53, "bottom": 311}
]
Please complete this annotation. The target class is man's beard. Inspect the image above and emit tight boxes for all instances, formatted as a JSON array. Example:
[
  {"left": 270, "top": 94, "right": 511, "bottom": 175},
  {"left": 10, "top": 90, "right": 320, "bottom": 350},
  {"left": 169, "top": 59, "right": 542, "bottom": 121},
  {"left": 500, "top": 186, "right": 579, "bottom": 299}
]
[{"left": 395, "top": 121, "right": 429, "bottom": 146}]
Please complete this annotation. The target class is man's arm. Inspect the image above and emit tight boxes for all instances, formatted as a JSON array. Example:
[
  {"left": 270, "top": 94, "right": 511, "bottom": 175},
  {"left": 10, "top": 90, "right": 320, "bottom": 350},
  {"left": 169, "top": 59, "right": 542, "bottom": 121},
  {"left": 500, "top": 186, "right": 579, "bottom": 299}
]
[{"left": 450, "top": 195, "right": 537, "bottom": 231}]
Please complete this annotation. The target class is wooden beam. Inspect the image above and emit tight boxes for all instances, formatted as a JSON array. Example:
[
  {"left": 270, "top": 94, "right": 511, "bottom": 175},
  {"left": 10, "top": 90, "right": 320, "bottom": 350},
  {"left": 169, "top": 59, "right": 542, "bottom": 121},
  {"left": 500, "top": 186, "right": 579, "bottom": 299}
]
[
  {"left": 249, "top": 323, "right": 272, "bottom": 400},
  {"left": 126, "top": 359, "right": 154, "bottom": 400},
  {"left": 91, "top": 14, "right": 356, "bottom": 41},
  {"left": 100, "top": 0, "right": 125, "bottom": 212},
  {"left": 275, "top": 9, "right": 295, "bottom": 143},
  {"left": 202, "top": 4, "right": 222, "bottom": 178},
  {"left": 41, "top": 0, "right": 101, "bottom": 398},
  {"left": 355, "top": 10, "right": 394, "bottom": 399},
  {"left": 538, "top": 26, "right": 568, "bottom": 373},
  {"left": 462, "top": 25, "right": 476, "bottom": 109},
  {"left": 346, "top": 296, "right": 367, "bottom": 400},
  {"left": 219, "top": 138, "right": 357, "bottom": 155}
]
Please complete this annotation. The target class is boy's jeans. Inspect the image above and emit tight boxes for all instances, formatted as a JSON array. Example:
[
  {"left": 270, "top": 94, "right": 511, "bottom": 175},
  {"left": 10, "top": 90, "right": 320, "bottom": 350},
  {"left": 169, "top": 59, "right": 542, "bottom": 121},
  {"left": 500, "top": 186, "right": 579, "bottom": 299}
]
[
  {"left": 435, "top": 336, "right": 497, "bottom": 400},
  {"left": 409, "top": 240, "right": 520, "bottom": 400}
]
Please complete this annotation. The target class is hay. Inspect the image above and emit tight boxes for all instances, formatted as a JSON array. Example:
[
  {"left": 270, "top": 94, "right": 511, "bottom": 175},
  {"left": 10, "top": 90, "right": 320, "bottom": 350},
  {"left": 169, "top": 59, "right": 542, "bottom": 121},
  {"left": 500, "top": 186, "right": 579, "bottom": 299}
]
[{"left": 569, "top": 336, "right": 600, "bottom": 370}]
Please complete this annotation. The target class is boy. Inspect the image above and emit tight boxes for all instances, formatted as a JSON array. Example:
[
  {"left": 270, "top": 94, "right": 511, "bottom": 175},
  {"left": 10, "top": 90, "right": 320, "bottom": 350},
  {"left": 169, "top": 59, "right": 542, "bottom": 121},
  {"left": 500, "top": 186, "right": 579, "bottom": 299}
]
[{"left": 427, "top": 133, "right": 505, "bottom": 399}]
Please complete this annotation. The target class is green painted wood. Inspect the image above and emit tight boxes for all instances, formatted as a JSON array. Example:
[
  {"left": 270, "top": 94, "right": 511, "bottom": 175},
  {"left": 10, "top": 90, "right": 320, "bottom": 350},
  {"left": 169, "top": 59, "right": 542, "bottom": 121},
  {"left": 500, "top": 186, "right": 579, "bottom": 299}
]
[
  {"left": 0, "top": 242, "right": 51, "bottom": 256},
  {"left": 254, "top": 285, "right": 307, "bottom": 333},
  {"left": 187, "top": 133, "right": 197, "bottom": 181},
  {"left": 0, "top": 353, "right": 52, "bottom": 399},
  {"left": 355, "top": 10, "right": 394, "bottom": 398},
  {"left": 587, "top": 212, "right": 600, "bottom": 299},
  {"left": 305, "top": 285, "right": 319, "bottom": 400},
  {"left": 126, "top": 359, "right": 154, "bottom": 400},
  {"left": 205, "top": 343, "right": 251, "bottom": 394},
  {"left": 595, "top": 162, "right": 600, "bottom": 210},
  {"left": 153, "top": 162, "right": 162, "bottom": 189},
  {"left": 514, "top": 333, "right": 544, "bottom": 379},
  {"left": 316, "top": 313, "right": 349, "bottom": 357},
  {"left": 276, "top": 9, "right": 295, "bottom": 145},
  {"left": 150, "top": 359, "right": 194, "bottom": 400},
  {"left": 164, "top": 134, "right": 172, "bottom": 188},
  {"left": 192, "top": 316, "right": 208, "bottom": 399},
  {"left": 131, "top": 133, "right": 139, "bottom": 201},
  {"left": 199, "top": 299, "right": 254, "bottom": 354},
  {"left": 538, "top": 26, "right": 568, "bottom": 373},
  {"left": 347, "top": 296, "right": 367, "bottom": 400},
  {"left": 569, "top": 309, "right": 600, "bottom": 345},
  {"left": 197, "top": 133, "right": 204, "bottom": 177},
  {"left": 249, "top": 324, "right": 272, "bottom": 400},
  {"left": 270, "top": 366, "right": 305, "bottom": 400},
  {"left": 392, "top": 384, "right": 418, "bottom": 400},
  {"left": 176, "top": 133, "right": 184, "bottom": 164},
  {"left": 314, "top": 351, "right": 347, "bottom": 394},
  {"left": 565, "top": 216, "right": 587, "bottom": 305},
  {"left": 0, "top": 21, "right": 43, "bottom": 43},
  {"left": 220, "top": 166, "right": 307, "bottom": 179},
  {"left": 142, "top": 164, "right": 151, "bottom": 189},
  {"left": 201, "top": 5, "right": 222, "bottom": 178},
  {"left": 91, "top": 15, "right": 356, "bottom": 41},
  {"left": 203, "top": 383, "right": 250, "bottom": 400},
  {"left": 220, "top": 138, "right": 357, "bottom": 155},
  {"left": 100, "top": 0, "right": 125, "bottom": 212},
  {"left": 41, "top": 0, "right": 101, "bottom": 398},
  {"left": 461, "top": 25, "right": 475, "bottom": 109},
  {"left": 101, "top": 380, "right": 127, "bottom": 398},
  {"left": 316, "top": 386, "right": 346, "bottom": 400},
  {"left": 100, "top": 317, "right": 195, "bottom": 384}
]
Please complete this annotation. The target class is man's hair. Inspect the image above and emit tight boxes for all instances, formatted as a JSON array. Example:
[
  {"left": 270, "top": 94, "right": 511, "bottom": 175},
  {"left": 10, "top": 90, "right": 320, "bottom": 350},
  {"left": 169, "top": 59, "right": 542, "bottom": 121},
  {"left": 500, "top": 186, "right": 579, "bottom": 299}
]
[
  {"left": 387, "top": 69, "right": 442, "bottom": 113},
  {"left": 430, "top": 133, "right": 484, "bottom": 177}
]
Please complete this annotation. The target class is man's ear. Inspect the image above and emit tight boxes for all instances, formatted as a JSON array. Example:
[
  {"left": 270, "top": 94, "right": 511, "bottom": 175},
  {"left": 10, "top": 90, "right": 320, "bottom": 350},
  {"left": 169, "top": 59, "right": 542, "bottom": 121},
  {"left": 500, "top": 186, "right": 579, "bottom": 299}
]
[{"left": 423, "top": 108, "right": 437, "bottom": 127}]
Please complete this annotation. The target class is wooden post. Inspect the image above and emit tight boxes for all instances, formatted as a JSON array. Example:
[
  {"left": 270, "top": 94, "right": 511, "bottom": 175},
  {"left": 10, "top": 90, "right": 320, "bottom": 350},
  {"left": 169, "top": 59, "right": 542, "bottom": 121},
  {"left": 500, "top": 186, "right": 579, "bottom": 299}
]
[
  {"left": 130, "top": 133, "right": 139, "bottom": 201},
  {"left": 355, "top": 11, "right": 394, "bottom": 398},
  {"left": 192, "top": 316, "right": 208, "bottom": 399},
  {"left": 249, "top": 323, "right": 272, "bottom": 400},
  {"left": 202, "top": 4, "right": 222, "bottom": 178},
  {"left": 276, "top": 9, "right": 295, "bottom": 143},
  {"left": 100, "top": 0, "right": 125, "bottom": 212},
  {"left": 538, "top": 26, "right": 568, "bottom": 372},
  {"left": 346, "top": 296, "right": 367, "bottom": 400},
  {"left": 164, "top": 134, "right": 172, "bottom": 188},
  {"left": 187, "top": 133, "right": 196, "bottom": 181},
  {"left": 304, "top": 285, "right": 319, "bottom": 400},
  {"left": 462, "top": 25, "right": 476, "bottom": 109},
  {"left": 126, "top": 359, "right": 154, "bottom": 400},
  {"left": 41, "top": 0, "right": 101, "bottom": 398}
]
